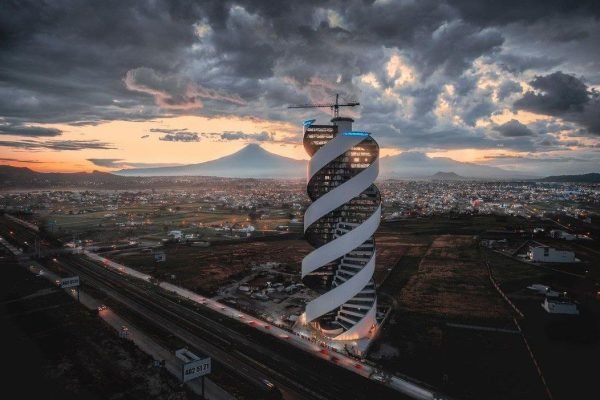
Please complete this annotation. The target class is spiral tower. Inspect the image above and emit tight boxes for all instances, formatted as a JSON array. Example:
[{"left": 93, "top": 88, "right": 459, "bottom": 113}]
[{"left": 301, "top": 117, "right": 380, "bottom": 341}]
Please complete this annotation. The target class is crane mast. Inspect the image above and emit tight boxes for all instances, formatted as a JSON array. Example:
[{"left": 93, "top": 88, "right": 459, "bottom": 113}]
[{"left": 288, "top": 93, "right": 359, "bottom": 118}]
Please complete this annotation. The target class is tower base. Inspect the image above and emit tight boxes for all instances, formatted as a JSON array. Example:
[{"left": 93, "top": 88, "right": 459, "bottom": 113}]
[{"left": 292, "top": 311, "right": 379, "bottom": 357}]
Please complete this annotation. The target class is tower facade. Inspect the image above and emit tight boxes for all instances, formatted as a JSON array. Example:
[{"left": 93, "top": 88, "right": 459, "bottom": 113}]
[{"left": 301, "top": 117, "right": 380, "bottom": 341}]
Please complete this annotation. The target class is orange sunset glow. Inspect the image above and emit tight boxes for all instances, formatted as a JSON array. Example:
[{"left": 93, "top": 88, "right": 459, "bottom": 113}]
[{"left": 0, "top": 0, "right": 597, "bottom": 177}]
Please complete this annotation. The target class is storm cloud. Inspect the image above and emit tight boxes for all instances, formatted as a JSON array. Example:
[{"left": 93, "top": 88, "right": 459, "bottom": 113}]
[
  {"left": 0, "top": 0, "right": 598, "bottom": 172},
  {"left": 493, "top": 120, "right": 535, "bottom": 137},
  {"left": 125, "top": 67, "right": 245, "bottom": 109},
  {"left": 0, "top": 123, "right": 62, "bottom": 137},
  {"left": 514, "top": 71, "right": 600, "bottom": 135},
  {"left": 0, "top": 139, "right": 116, "bottom": 151},
  {"left": 515, "top": 72, "right": 591, "bottom": 114}
]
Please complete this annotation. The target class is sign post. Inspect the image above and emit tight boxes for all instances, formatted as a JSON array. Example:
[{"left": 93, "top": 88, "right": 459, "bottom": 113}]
[
  {"left": 175, "top": 348, "right": 211, "bottom": 398},
  {"left": 60, "top": 276, "right": 80, "bottom": 302},
  {"left": 60, "top": 275, "right": 80, "bottom": 288}
]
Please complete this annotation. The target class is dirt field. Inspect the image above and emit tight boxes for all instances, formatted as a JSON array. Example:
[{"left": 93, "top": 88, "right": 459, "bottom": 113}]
[
  {"left": 109, "top": 226, "right": 423, "bottom": 297},
  {"left": 370, "top": 232, "right": 546, "bottom": 400},
  {"left": 398, "top": 235, "right": 510, "bottom": 321},
  {"left": 111, "top": 239, "right": 313, "bottom": 295},
  {"left": 374, "top": 228, "right": 430, "bottom": 284}
]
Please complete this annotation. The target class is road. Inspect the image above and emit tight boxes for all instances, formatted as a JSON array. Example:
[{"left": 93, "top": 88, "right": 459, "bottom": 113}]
[
  {"left": 1, "top": 215, "right": 439, "bottom": 400},
  {"left": 52, "top": 255, "right": 314, "bottom": 399},
  {"left": 51, "top": 253, "right": 410, "bottom": 400},
  {"left": 85, "top": 250, "right": 438, "bottom": 400},
  {"left": 25, "top": 260, "right": 233, "bottom": 400}
]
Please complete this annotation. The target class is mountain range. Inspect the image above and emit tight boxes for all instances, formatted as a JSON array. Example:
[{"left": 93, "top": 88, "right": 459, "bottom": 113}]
[
  {"left": 115, "top": 144, "right": 306, "bottom": 178},
  {"left": 379, "top": 151, "right": 532, "bottom": 179},
  {"left": 1, "top": 148, "right": 598, "bottom": 188},
  {"left": 428, "top": 171, "right": 467, "bottom": 181},
  {"left": 0, "top": 165, "right": 132, "bottom": 189},
  {"left": 539, "top": 173, "right": 600, "bottom": 183},
  {"left": 115, "top": 144, "right": 533, "bottom": 179}
]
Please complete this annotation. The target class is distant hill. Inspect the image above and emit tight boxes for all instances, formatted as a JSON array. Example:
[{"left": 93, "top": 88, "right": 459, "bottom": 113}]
[
  {"left": 115, "top": 143, "right": 306, "bottom": 178},
  {"left": 0, "top": 165, "right": 134, "bottom": 189},
  {"left": 539, "top": 173, "right": 600, "bottom": 183},
  {"left": 380, "top": 151, "right": 533, "bottom": 179},
  {"left": 429, "top": 171, "right": 467, "bottom": 181},
  {"left": 0, "top": 165, "right": 276, "bottom": 190},
  {"left": 117, "top": 145, "right": 534, "bottom": 179}
]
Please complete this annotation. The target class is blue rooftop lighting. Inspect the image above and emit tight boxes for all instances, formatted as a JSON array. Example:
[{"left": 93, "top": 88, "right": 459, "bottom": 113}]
[
  {"left": 303, "top": 119, "right": 316, "bottom": 128},
  {"left": 342, "top": 131, "right": 370, "bottom": 137}
]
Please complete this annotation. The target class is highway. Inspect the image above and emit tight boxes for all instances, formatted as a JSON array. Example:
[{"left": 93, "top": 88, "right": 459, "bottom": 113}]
[
  {"left": 86, "top": 250, "right": 439, "bottom": 400},
  {"left": 51, "top": 255, "right": 317, "bottom": 399},
  {"left": 1, "top": 215, "right": 437, "bottom": 400},
  {"left": 50, "top": 253, "right": 408, "bottom": 400}
]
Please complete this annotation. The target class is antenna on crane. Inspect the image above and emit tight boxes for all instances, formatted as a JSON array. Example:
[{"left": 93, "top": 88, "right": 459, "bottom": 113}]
[{"left": 288, "top": 93, "right": 360, "bottom": 118}]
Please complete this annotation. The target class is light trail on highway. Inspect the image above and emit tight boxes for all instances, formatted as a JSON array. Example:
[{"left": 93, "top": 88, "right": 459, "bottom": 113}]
[{"left": 53, "top": 253, "right": 407, "bottom": 400}]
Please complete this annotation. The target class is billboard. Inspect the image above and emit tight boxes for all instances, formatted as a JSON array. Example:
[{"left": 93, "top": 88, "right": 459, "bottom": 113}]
[
  {"left": 60, "top": 276, "right": 80, "bottom": 288},
  {"left": 182, "top": 358, "right": 211, "bottom": 382},
  {"left": 176, "top": 348, "right": 211, "bottom": 382}
]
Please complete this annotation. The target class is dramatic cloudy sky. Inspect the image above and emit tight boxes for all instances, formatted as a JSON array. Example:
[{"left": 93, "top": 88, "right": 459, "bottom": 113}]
[{"left": 1, "top": 0, "right": 599, "bottom": 175}]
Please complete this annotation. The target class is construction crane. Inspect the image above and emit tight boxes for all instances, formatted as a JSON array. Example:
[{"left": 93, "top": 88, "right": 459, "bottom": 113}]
[{"left": 288, "top": 93, "right": 359, "bottom": 118}]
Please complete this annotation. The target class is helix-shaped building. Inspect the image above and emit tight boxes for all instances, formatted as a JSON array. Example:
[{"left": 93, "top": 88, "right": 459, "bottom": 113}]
[{"left": 301, "top": 117, "right": 380, "bottom": 341}]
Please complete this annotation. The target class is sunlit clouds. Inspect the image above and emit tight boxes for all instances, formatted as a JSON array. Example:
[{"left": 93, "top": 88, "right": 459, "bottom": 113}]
[{"left": 0, "top": 1, "right": 598, "bottom": 174}]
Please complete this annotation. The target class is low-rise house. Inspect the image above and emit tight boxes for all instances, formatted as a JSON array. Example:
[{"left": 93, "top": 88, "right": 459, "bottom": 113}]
[
  {"left": 550, "top": 229, "right": 576, "bottom": 241},
  {"left": 528, "top": 245, "right": 575, "bottom": 263},
  {"left": 542, "top": 297, "right": 579, "bottom": 315}
]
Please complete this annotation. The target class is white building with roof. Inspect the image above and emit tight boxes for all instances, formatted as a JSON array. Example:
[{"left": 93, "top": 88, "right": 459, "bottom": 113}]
[
  {"left": 528, "top": 245, "right": 575, "bottom": 263},
  {"left": 542, "top": 298, "right": 579, "bottom": 315}
]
